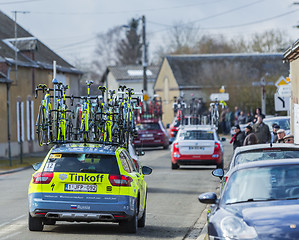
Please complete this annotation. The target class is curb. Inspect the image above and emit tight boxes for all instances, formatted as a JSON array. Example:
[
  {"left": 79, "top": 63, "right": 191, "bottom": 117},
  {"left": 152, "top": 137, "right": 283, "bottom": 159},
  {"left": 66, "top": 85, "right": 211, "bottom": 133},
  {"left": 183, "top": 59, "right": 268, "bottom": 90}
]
[
  {"left": 0, "top": 165, "right": 32, "bottom": 175},
  {"left": 197, "top": 222, "right": 208, "bottom": 240}
]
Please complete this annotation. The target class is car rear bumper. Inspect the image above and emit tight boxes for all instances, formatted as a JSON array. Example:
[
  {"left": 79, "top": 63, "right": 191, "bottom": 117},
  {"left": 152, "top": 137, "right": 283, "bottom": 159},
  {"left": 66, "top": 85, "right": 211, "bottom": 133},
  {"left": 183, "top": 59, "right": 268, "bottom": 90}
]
[
  {"left": 28, "top": 192, "right": 136, "bottom": 221},
  {"left": 134, "top": 139, "right": 167, "bottom": 147},
  {"left": 172, "top": 154, "right": 222, "bottom": 165},
  {"left": 177, "top": 159, "right": 218, "bottom": 165}
]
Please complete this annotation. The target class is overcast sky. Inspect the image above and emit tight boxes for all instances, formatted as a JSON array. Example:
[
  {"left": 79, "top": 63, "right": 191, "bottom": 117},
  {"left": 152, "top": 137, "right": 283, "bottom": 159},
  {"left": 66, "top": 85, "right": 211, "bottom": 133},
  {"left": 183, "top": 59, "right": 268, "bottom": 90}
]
[{"left": 0, "top": 0, "right": 298, "bottom": 65}]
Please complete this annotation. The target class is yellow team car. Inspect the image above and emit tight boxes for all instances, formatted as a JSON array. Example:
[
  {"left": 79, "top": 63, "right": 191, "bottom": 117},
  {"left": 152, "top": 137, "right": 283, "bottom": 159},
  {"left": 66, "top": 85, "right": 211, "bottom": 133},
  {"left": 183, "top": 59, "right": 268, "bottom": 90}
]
[{"left": 28, "top": 143, "right": 152, "bottom": 233}]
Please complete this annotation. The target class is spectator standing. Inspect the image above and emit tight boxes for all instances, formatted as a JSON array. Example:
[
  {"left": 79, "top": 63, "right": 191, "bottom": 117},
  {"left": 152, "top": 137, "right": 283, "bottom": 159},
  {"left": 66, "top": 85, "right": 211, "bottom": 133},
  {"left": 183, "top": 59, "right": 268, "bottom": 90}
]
[
  {"left": 238, "top": 111, "right": 246, "bottom": 124},
  {"left": 252, "top": 116, "right": 271, "bottom": 143},
  {"left": 246, "top": 112, "right": 254, "bottom": 123},
  {"left": 230, "top": 125, "right": 245, "bottom": 150},
  {"left": 234, "top": 106, "right": 240, "bottom": 126},
  {"left": 220, "top": 108, "right": 227, "bottom": 134},
  {"left": 253, "top": 108, "right": 265, "bottom": 123},
  {"left": 272, "top": 124, "right": 280, "bottom": 143},
  {"left": 225, "top": 108, "right": 234, "bottom": 135},
  {"left": 276, "top": 129, "right": 285, "bottom": 143},
  {"left": 243, "top": 125, "right": 258, "bottom": 146}
]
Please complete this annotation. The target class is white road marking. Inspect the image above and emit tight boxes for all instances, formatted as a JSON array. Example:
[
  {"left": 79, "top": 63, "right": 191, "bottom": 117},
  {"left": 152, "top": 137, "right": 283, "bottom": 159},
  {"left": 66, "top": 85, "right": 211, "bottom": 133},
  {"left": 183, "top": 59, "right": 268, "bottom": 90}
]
[{"left": 0, "top": 215, "right": 26, "bottom": 240}]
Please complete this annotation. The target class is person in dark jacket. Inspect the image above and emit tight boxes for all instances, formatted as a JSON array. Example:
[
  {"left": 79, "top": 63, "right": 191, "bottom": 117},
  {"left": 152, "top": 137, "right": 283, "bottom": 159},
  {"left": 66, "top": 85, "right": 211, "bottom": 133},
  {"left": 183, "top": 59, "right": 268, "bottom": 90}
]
[
  {"left": 252, "top": 116, "right": 271, "bottom": 143},
  {"left": 230, "top": 125, "right": 245, "bottom": 150},
  {"left": 243, "top": 125, "right": 258, "bottom": 146}
]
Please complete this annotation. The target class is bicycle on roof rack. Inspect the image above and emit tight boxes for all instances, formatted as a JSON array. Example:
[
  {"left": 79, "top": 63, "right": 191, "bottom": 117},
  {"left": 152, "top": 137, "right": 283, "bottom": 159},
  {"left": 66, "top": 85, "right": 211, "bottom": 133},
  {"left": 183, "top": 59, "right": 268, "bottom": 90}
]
[
  {"left": 34, "top": 81, "right": 144, "bottom": 149},
  {"left": 35, "top": 84, "right": 60, "bottom": 146}
]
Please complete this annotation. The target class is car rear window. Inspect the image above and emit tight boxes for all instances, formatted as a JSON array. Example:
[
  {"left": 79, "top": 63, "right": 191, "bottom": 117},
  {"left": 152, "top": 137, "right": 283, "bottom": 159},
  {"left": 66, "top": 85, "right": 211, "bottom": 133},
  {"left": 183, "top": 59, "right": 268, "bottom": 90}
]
[
  {"left": 136, "top": 123, "right": 160, "bottom": 130},
  {"left": 181, "top": 130, "right": 214, "bottom": 140},
  {"left": 44, "top": 153, "right": 120, "bottom": 174},
  {"left": 235, "top": 150, "right": 299, "bottom": 166}
]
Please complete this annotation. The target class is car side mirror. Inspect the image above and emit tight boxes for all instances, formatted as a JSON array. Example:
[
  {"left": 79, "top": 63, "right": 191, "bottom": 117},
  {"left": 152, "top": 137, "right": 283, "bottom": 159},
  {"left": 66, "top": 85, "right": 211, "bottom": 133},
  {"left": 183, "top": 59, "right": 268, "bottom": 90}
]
[
  {"left": 136, "top": 150, "right": 145, "bottom": 156},
  {"left": 198, "top": 192, "right": 218, "bottom": 204},
  {"left": 212, "top": 168, "right": 224, "bottom": 179},
  {"left": 32, "top": 162, "right": 42, "bottom": 171},
  {"left": 166, "top": 123, "right": 170, "bottom": 128},
  {"left": 221, "top": 137, "right": 226, "bottom": 142},
  {"left": 142, "top": 166, "right": 152, "bottom": 175}
]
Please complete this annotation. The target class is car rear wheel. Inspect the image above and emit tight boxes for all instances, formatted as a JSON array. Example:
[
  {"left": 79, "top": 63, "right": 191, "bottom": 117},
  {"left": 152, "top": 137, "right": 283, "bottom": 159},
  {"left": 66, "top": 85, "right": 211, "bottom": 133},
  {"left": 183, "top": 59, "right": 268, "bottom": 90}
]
[
  {"left": 138, "top": 204, "right": 146, "bottom": 228},
  {"left": 171, "top": 162, "right": 179, "bottom": 169},
  {"left": 28, "top": 213, "right": 44, "bottom": 231},
  {"left": 119, "top": 205, "right": 138, "bottom": 233}
]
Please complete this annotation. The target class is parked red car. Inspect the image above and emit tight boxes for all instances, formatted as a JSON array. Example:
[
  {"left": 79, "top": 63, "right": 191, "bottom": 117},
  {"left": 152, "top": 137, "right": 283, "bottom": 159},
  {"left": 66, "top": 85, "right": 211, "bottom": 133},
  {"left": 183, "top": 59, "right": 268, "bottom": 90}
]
[{"left": 133, "top": 119, "right": 169, "bottom": 149}]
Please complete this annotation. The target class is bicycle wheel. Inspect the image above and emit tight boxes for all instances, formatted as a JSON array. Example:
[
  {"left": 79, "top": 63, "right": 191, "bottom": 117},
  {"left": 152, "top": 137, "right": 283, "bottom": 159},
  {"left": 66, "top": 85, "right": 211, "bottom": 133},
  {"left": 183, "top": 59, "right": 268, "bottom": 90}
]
[
  {"left": 36, "top": 105, "right": 45, "bottom": 146},
  {"left": 66, "top": 114, "right": 73, "bottom": 141}
]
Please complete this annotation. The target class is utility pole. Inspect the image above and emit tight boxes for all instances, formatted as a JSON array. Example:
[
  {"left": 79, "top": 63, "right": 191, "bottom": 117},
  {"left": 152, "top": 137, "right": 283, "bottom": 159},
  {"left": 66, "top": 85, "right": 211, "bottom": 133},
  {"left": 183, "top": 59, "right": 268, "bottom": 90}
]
[
  {"left": 12, "top": 11, "right": 30, "bottom": 84},
  {"left": 252, "top": 73, "right": 272, "bottom": 115},
  {"left": 142, "top": 15, "right": 147, "bottom": 93}
]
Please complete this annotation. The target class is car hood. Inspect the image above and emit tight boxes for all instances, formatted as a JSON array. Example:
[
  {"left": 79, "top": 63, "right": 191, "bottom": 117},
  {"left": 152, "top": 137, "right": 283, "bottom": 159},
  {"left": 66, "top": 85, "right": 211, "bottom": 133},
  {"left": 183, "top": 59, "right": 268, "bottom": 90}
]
[{"left": 223, "top": 200, "right": 299, "bottom": 239}]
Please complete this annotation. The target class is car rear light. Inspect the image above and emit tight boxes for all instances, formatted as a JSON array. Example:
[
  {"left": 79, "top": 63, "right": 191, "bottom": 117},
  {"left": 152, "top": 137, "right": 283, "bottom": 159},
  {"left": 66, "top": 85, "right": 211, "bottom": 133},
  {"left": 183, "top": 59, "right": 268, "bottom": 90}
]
[
  {"left": 109, "top": 175, "right": 133, "bottom": 186},
  {"left": 113, "top": 214, "right": 127, "bottom": 219},
  {"left": 214, "top": 142, "right": 220, "bottom": 149},
  {"left": 32, "top": 172, "right": 54, "bottom": 184},
  {"left": 225, "top": 176, "right": 229, "bottom": 183},
  {"left": 173, "top": 142, "right": 179, "bottom": 151},
  {"left": 174, "top": 153, "right": 181, "bottom": 158},
  {"left": 35, "top": 212, "right": 47, "bottom": 215}
]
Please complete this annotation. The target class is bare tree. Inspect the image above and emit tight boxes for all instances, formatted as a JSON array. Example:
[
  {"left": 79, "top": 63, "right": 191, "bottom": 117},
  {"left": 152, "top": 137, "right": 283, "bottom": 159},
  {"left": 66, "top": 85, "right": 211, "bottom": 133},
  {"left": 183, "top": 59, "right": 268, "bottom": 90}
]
[
  {"left": 91, "top": 26, "right": 123, "bottom": 83},
  {"left": 249, "top": 29, "right": 291, "bottom": 52}
]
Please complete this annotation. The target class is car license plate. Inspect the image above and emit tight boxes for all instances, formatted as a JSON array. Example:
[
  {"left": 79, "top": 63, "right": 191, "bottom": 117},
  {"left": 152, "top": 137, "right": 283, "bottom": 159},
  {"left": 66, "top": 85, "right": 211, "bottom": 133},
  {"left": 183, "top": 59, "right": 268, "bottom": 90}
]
[
  {"left": 189, "top": 146, "right": 204, "bottom": 150},
  {"left": 142, "top": 134, "right": 153, "bottom": 137},
  {"left": 65, "top": 184, "right": 97, "bottom": 192}
]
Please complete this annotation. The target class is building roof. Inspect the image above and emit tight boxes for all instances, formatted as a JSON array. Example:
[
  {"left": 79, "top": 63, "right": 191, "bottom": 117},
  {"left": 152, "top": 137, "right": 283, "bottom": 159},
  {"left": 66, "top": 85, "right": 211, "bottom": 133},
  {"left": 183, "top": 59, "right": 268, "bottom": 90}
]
[
  {"left": 107, "top": 65, "right": 160, "bottom": 81},
  {"left": 165, "top": 53, "right": 287, "bottom": 88},
  {"left": 0, "top": 11, "right": 82, "bottom": 75},
  {"left": 283, "top": 39, "right": 299, "bottom": 62}
]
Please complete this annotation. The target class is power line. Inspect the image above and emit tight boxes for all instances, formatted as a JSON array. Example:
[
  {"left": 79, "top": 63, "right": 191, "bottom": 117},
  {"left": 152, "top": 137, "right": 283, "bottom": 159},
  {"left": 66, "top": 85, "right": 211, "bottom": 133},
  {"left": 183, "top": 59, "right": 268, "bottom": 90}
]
[
  {"left": 54, "top": 36, "right": 98, "bottom": 50},
  {"left": 200, "top": 9, "right": 299, "bottom": 29},
  {"left": 148, "top": 0, "right": 264, "bottom": 34},
  {"left": 24, "top": 0, "right": 227, "bottom": 15}
]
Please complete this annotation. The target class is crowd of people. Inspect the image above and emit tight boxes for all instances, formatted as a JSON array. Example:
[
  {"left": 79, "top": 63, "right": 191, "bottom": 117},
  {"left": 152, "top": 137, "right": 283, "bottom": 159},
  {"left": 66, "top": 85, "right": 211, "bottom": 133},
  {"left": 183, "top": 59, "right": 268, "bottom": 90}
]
[{"left": 225, "top": 107, "right": 294, "bottom": 150}]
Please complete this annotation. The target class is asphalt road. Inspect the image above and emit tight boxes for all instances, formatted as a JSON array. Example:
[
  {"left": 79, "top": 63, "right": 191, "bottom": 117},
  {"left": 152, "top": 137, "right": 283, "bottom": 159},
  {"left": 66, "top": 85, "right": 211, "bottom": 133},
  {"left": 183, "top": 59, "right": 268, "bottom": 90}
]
[{"left": 0, "top": 140, "right": 233, "bottom": 240}]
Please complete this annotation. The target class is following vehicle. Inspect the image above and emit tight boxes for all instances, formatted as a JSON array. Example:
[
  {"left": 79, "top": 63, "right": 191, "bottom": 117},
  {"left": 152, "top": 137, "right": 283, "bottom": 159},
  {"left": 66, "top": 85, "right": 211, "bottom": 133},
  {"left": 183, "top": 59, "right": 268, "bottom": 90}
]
[
  {"left": 133, "top": 119, "right": 169, "bottom": 149},
  {"left": 171, "top": 125, "right": 224, "bottom": 169},
  {"left": 28, "top": 143, "right": 152, "bottom": 233}
]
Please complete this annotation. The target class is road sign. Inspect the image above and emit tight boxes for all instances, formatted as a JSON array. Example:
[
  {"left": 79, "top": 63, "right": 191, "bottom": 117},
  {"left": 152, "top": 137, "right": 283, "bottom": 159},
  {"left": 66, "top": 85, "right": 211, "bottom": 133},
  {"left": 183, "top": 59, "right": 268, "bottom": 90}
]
[
  {"left": 275, "top": 76, "right": 288, "bottom": 88},
  {"left": 210, "top": 93, "right": 229, "bottom": 101},
  {"left": 274, "top": 93, "right": 290, "bottom": 111},
  {"left": 277, "top": 84, "right": 291, "bottom": 97}
]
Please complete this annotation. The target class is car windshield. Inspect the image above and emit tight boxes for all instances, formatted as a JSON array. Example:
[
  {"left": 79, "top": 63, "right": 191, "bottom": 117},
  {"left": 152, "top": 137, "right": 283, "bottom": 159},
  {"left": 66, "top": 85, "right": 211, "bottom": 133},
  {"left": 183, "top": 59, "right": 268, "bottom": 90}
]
[
  {"left": 264, "top": 118, "right": 290, "bottom": 131},
  {"left": 180, "top": 130, "right": 214, "bottom": 140},
  {"left": 234, "top": 150, "right": 299, "bottom": 166},
  {"left": 136, "top": 123, "right": 160, "bottom": 130},
  {"left": 222, "top": 165, "right": 299, "bottom": 204},
  {"left": 44, "top": 153, "right": 120, "bottom": 174}
]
